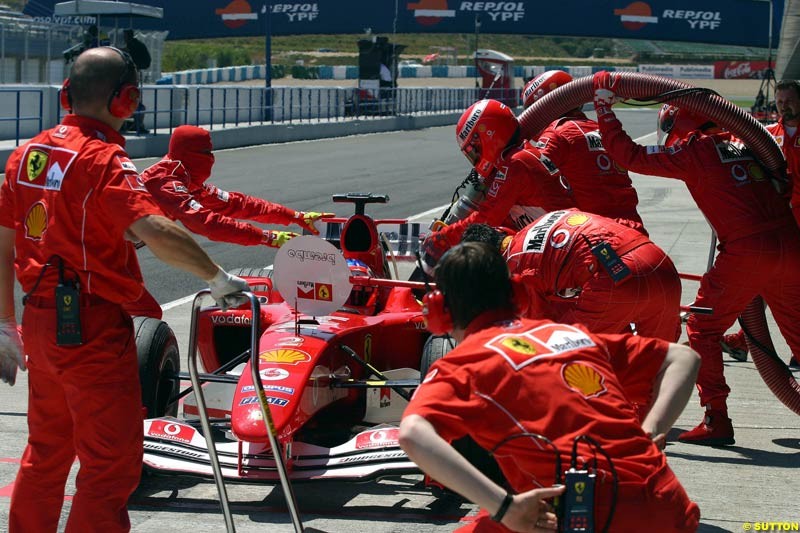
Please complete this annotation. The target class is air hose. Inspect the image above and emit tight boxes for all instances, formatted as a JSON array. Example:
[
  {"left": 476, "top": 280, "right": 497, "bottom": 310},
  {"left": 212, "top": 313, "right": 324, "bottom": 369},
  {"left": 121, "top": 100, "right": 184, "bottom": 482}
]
[
  {"left": 519, "top": 72, "right": 798, "bottom": 415},
  {"left": 518, "top": 73, "right": 785, "bottom": 178},
  {"left": 739, "top": 296, "right": 800, "bottom": 415}
]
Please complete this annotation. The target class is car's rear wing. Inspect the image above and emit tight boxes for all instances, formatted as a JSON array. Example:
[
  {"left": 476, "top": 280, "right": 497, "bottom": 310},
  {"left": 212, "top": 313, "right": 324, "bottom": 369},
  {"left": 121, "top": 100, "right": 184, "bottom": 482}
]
[{"left": 304, "top": 220, "right": 425, "bottom": 261}]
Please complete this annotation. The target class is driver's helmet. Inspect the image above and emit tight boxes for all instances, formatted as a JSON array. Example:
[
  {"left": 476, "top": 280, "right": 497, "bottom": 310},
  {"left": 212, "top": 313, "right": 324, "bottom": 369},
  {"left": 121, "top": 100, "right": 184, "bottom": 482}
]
[
  {"left": 522, "top": 70, "right": 573, "bottom": 109},
  {"left": 345, "top": 258, "right": 377, "bottom": 311},
  {"left": 456, "top": 99, "right": 519, "bottom": 178},
  {"left": 657, "top": 104, "right": 714, "bottom": 147}
]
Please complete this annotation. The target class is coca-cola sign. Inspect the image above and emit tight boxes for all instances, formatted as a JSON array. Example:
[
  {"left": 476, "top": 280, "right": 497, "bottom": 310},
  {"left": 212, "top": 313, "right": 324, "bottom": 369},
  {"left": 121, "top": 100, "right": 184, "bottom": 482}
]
[{"left": 714, "top": 61, "right": 771, "bottom": 79}]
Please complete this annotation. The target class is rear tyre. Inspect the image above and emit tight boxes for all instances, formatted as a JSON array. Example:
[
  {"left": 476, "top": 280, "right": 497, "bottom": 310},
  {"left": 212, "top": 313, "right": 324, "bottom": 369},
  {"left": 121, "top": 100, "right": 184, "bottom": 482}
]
[{"left": 134, "top": 316, "right": 180, "bottom": 418}]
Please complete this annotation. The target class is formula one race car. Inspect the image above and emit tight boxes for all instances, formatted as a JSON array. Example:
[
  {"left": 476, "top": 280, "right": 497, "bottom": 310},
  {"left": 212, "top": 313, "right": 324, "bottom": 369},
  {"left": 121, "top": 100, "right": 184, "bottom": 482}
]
[{"left": 138, "top": 193, "right": 451, "bottom": 485}]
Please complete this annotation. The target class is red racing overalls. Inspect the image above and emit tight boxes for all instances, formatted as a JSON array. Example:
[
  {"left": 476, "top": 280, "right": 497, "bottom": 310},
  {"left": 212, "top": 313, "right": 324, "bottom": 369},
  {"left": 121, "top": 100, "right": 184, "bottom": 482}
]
[{"left": 0, "top": 114, "right": 164, "bottom": 532}]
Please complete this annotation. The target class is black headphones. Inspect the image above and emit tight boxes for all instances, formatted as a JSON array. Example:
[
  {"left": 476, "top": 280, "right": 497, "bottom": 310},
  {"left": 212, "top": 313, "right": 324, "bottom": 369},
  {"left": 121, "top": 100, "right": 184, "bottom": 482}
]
[{"left": 60, "top": 46, "right": 140, "bottom": 118}]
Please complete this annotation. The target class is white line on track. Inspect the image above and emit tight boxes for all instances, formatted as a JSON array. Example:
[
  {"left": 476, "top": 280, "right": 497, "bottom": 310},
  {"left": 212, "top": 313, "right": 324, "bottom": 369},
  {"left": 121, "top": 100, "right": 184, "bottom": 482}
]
[{"left": 160, "top": 130, "right": 659, "bottom": 311}]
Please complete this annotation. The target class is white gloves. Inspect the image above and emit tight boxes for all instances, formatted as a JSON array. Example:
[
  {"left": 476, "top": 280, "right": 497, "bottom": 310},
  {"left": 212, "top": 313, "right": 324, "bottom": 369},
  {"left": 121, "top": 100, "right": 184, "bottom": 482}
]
[
  {"left": 207, "top": 268, "right": 251, "bottom": 310},
  {"left": 0, "top": 317, "right": 25, "bottom": 386}
]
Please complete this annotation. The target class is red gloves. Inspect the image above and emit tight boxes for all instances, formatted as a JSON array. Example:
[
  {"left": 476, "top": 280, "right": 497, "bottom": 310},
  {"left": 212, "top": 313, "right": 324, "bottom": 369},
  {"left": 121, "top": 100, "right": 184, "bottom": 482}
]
[
  {"left": 592, "top": 71, "right": 623, "bottom": 122},
  {"left": 420, "top": 231, "right": 452, "bottom": 276}
]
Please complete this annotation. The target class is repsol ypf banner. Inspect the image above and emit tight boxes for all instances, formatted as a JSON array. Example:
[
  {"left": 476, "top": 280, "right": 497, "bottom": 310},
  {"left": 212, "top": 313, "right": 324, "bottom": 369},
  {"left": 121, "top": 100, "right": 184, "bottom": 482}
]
[{"left": 23, "top": 0, "right": 783, "bottom": 47}]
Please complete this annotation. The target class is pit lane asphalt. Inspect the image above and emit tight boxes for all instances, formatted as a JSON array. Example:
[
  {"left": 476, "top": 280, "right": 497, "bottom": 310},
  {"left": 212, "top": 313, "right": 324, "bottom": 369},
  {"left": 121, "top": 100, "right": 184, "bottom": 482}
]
[{"left": 1, "top": 110, "right": 798, "bottom": 532}]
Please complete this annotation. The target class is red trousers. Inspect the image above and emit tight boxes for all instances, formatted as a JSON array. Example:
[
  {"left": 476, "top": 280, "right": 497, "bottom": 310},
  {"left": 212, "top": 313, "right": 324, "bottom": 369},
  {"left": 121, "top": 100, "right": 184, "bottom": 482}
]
[
  {"left": 551, "top": 243, "right": 682, "bottom": 341},
  {"left": 10, "top": 299, "right": 143, "bottom": 533},
  {"left": 455, "top": 465, "right": 699, "bottom": 533},
  {"left": 687, "top": 228, "right": 800, "bottom": 405}
]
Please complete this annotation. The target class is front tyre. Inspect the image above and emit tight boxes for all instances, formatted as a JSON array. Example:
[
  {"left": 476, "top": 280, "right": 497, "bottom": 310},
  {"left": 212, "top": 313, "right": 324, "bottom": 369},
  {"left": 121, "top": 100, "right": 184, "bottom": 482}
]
[
  {"left": 134, "top": 316, "right": 180, "bottom": 418},
  {"left": 420, "top": 335, "right": 455, "bottom": 377}
]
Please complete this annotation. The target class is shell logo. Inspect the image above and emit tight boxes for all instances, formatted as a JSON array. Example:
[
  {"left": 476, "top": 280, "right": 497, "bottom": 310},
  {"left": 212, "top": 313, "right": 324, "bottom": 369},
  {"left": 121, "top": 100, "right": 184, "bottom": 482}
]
[
  {"left": 562, "top": 362, "right": 606, "bottom": 398},
  {"left": 26, "top": 149, "right": 48, "bottom": 182},
  {"left": 24, "top": 202, "right": 47, "bottom": 240},
  {"left": 565, "top": 214, "right": 589, "bottom": 226},
  {"left": 500, "top": 336, "right": 537, "bottom": 355},
  {"left": 259, "top": 349, "right": 310, "bottom": 365}
]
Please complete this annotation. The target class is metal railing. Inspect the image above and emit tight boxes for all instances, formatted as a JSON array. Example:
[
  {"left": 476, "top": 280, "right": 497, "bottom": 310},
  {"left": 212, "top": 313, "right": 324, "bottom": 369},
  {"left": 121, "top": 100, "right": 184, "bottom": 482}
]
[
  {"left": 185, "top": 85, "right": 497, "bottom": 132},
  {"left": 3, "top": 84, "right": 522, "bottom": 142},
  {"left": 0, "top": 88, "right": 44, "bottom": 146}
]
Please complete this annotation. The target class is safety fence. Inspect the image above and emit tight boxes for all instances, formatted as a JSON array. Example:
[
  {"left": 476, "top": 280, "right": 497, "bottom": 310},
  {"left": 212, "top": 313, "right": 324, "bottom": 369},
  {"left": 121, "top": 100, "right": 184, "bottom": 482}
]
[
  {"left": 166, "top": 61, "right": 773, "bottom": 85},
  {"left": 1, "top": 84, "right": 498, "bottom": 144}
]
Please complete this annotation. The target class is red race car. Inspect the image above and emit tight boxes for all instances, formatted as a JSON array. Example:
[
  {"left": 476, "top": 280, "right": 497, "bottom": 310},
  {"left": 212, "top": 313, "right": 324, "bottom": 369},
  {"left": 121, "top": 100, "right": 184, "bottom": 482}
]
[{"left": 138, "top": 193, "right": 451, "bottom": 486}]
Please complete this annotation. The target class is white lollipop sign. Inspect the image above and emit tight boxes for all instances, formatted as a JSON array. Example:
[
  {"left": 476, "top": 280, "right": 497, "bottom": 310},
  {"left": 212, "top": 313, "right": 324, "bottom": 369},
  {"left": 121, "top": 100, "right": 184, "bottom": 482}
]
[{"left": 273, "top": 235, "right": 352, "bottom": 317}]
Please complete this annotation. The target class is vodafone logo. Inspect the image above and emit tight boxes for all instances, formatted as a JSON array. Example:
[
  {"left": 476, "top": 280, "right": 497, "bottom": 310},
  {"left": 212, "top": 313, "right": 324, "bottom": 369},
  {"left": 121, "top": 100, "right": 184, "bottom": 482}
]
[
  {"left": 148, "top": 420, "right": 195, "bottom": 444},
  {"left": 355, "top": 428, "right": 400, "bottom": 449},
  {"left": 408, "top": 0, "right": 455, "bottom": 27},
  {"left": 614, "top": 2, "right": 658, "bottom": 30},
  {"left": 260, "top": 367, "right": 290, "bottom": 381},
  {"left": 550, "top": 228, "right": 570, "bottom": 249}
]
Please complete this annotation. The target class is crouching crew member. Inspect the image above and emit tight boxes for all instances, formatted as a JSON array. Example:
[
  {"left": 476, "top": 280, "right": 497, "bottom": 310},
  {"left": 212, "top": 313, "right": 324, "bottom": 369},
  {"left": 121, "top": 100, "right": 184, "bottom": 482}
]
[{"left": 400, "top": 242, "right": 700, "bottom": 532}]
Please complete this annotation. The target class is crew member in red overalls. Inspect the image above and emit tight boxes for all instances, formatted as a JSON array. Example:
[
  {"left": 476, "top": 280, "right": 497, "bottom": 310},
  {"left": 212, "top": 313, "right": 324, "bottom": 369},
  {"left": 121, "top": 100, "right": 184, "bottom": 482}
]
[
  {"left": 721, "top": 79, "right": 800, "bottom": 364},
  {"left": 141, "top": 125, "right": 332, "bottom": 247},
  {"left": 462, "top": 209, "right": 681, "bottom": 341},
  {"left": 0, "top": 47, "right": 249, "bottom": 532},
  {"left": 420, "top": 99, "right": 575, "bottom": 272},
  {"left": 522, "top": 71, "right": 646, "bottom": 233},
  {"left": 400, "top": 242, "right": 701, "bottom": 532},
  {"left": 593, "top": 71, "right": 800, "bottom": 446}
]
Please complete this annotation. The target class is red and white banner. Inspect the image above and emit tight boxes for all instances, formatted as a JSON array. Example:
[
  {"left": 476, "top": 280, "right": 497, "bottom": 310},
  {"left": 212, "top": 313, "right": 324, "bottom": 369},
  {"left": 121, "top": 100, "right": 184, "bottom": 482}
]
[{"left": 714, "top": 61, "right": 771, "bottom": 79}]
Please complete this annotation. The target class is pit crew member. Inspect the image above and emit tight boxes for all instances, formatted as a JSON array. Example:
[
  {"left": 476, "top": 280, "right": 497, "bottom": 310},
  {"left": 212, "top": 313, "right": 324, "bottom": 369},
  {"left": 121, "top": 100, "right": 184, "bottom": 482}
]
[
  {"left": 522, "top": 70, "right": 646, "bottom": 233},
  {"left": 593, "top": 71, "right": 800, "bottom": 446},
  {"left": 400, "top": 242, "right": 700, "bottom": 532},
  {"left": 766, "top": 79, "right": 800, "bottom": 207},
  {"left": 692, "top": 81, "right": 800, "bottom": 364},
  {"left": 462, "top": 210, "right": 681, "bottom": 341},
  {"left": 141, "top": 125, "right": 332, "bottom": 248},
  {"left": 421, "top": 99, "right": 575, "bottom": 271},
  {"left": 0, "top": 47, "right": 249, "bottom": 533}
]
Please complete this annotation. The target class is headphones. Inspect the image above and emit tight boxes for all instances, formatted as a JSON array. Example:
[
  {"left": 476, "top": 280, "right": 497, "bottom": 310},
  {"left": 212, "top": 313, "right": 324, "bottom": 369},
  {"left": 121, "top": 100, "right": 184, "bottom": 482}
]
[
  {"left": 420, "top": 270, "right": 530, "bottom": 336},
  {"left": 422, "top": 289, "right": 452, "bottom": 336},
  {"left": 60, "top": 46, "right": 140, "bottom": 119}
]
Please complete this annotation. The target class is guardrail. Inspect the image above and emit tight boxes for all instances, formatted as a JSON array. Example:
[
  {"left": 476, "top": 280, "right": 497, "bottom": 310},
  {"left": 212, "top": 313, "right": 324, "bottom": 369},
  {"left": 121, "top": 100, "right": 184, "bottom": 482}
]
[
  {"left": 0, "top": 88, "right": 45, "bottom": 146},
  {"left": 188, "top": 86, "right": 494, "bottom": 131},
  {"left": 4, "top": 84, "right": 520, "bottom": 142}
]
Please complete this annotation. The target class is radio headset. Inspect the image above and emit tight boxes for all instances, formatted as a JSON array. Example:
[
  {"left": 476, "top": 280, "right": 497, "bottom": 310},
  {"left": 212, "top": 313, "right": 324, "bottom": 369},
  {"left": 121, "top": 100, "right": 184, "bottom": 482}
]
[
  {"left": 490, "top": 432, "right": 618, "bottom": 533},
  {"left": 580, "top": 234, "right": 631, "bottom": 285},
  {"left": 415, "top": 251, "right": 457, "bottom": 346},
  {"left": 60, "top": 46, "right": 140, "bottom": 119},
  {"left": 22, "top": 255, "right": 83, "bottom": 346}
]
